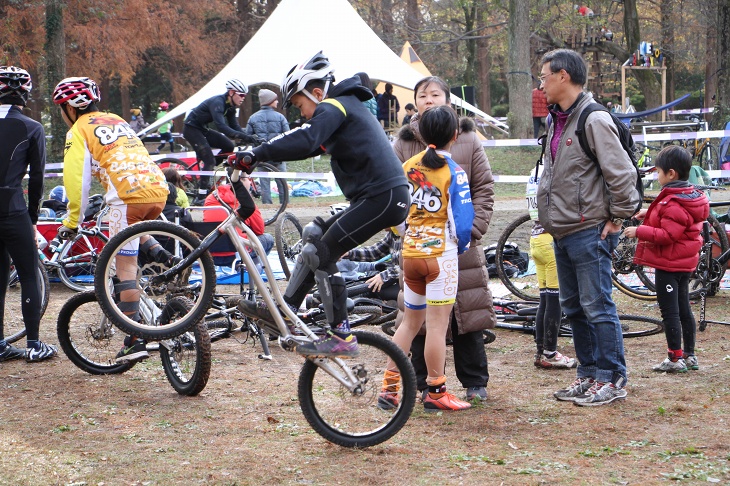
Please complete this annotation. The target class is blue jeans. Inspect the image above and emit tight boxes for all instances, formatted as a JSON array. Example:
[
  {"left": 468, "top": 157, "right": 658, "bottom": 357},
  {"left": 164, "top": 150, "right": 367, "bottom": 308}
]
[
  {"left": 260, "top": 161, "right": 287, "bottom": 204},
  {"left": 553, "top": 224, "right": 627, "bottom": 386}
]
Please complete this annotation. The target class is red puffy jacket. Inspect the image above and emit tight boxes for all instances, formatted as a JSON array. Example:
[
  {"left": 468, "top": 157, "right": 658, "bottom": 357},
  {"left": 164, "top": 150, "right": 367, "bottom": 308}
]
[
  {"left": 532, "top": 88, "right": 549, "bottom": 118},
  {"left": 633, "top": 183, "right": 709, "bottom": 273}
]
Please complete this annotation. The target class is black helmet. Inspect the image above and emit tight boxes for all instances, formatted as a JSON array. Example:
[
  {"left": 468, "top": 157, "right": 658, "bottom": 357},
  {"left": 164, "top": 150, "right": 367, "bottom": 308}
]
[{"left": 0, "top": 66, "right": 32, "bottom": 104}]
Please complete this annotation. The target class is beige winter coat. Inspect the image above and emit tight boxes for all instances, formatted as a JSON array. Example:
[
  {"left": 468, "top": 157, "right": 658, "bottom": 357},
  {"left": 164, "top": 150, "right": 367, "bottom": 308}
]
[{"left": 393, "top": 115, "right": 497, "bottom": 335}]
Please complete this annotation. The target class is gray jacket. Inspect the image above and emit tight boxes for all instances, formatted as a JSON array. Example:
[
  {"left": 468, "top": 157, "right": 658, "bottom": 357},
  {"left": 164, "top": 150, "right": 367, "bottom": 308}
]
[
  {"left": 245, "top": 106, "right": 289, "bottom": 141},
  {"left": 537, "top": 93, "right": 640, "bottom": 239}
]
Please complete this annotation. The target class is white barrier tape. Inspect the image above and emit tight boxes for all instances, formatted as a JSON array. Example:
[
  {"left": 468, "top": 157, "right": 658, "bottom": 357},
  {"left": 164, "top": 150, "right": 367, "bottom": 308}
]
[
  {"left": 481, "top": 129, "right": 730, "bottom": 147},
  {"left": 494, "top": 169, "right": 730, "bottom": 183}
]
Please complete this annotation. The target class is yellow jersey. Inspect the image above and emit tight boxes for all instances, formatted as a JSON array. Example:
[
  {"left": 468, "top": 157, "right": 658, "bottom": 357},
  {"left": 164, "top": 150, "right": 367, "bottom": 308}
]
[{"left": 62, "top": 112, "right": 168, "bottom": 228}]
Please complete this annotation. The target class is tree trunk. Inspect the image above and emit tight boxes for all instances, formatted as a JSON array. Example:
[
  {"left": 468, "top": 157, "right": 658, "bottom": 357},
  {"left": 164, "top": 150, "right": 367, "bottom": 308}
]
[
  {"left": 45, "top": 0, "right": 66, "bottom": 162},
  {"left": 477, "top": 13, "right": 492, "bottom": 115},
  {"left": 406, "top": 0, "right": 420, "bottom": 50},
  {"left": 380, "top": 0, "right": 395, "bottom": 46},
  {"left": 462, "top": 3, "right": 477, "bottom": 88},
  {"left": 660, "top": 0, "right": 675, "bottom": 103},
  {"left": 705, "top": 0, "right": 719, "bottom": 119},
  {"left": 121, "top": 84, "right": 131, "bottom": 121},
  {"left": 507, "top": 0, "right": 531, "bottom": 139},
  {"left": 715, "top": 0, "right": 730, "bottom": 127},
  {"left": 621, "top": 0, "right": 661, "bottom": 111}
]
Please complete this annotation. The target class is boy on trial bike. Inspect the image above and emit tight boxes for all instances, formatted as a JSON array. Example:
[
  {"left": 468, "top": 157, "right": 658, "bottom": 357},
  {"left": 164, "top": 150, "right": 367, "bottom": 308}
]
[
  {"left": 52, "top": 76, "right": 172, "bottom": 363},
  {"left": 183, "top": 79, "right": 262, "bottom": 206},
  {"left": 233, "top": 51, "right": 409, "bottom": 358}
]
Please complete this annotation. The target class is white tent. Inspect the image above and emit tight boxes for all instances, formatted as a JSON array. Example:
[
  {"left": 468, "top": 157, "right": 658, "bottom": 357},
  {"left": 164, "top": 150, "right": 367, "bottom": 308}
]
[{"left": 140, "top": 0, "right": 508, "bottom": 136}]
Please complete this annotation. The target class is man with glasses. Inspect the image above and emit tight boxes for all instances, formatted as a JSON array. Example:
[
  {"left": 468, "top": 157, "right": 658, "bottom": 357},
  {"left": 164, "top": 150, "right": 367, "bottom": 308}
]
[
  {"left": 183, "top": 79, "right": 261, "bottom": 205},
  {"left": 536, "top": 49, "right": 640, "bottom": 407}
]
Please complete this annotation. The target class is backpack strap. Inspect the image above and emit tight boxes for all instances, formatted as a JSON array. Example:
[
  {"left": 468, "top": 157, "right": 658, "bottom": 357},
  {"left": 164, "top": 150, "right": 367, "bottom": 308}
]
[{"left": 574, "top": 103, "right": 607, "bottom": 164}]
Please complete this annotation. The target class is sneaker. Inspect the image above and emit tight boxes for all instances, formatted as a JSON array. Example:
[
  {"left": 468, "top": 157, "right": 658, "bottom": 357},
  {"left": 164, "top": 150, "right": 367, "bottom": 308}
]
[
  {"left": 296, "top": 330, "right": 359, "bottom": 358},
  {"left": 683, "top": 354, "right": 699, "bottom": 371},
  {"left": 423, "top": 391, "right": 472, "bottom": 411},
  {"left": 652, "top": 357, "right": 688, "bottom": 373},
  {"left": 25, "top": 342, "right": 58, "bottom": 362},
  {"left": 535, "top": 351, "right": 577, "bottom": 369},
  {"left": 0, "top": 344, "right": 25, "bottom": 362},
  {"left": 115, "top": 339, "right": 150, "bottom": 363},
  {"left": 554, "top": 377, "right": 595, "bottom": 402},
  {"left": 465, "top": 386, "right": 488, "bottom": 401},
  {"left": 377, "top": 392, "right": 399, "bottom": 410},
  {"left": 574, "top": 381, "right": 627, "bottom": 407}
]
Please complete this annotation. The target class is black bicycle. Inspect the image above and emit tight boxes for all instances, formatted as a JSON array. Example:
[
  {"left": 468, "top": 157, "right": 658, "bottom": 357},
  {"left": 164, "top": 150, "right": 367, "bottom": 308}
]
[
  {"left": 493, "top": 298, "right": 664, "bottom": 338},
  {"left": 56, "top": 290, "right": 211, "bottom": 396}
]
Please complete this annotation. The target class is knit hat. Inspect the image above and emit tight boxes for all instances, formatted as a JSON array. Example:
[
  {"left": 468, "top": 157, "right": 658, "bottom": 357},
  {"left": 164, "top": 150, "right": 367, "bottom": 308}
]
[{"left": 258, "top": 89, "right": 277, "bottom": 106}]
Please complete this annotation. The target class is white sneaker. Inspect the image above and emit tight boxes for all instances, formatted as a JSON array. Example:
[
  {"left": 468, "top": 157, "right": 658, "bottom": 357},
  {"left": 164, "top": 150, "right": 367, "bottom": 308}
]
[
  {"left": 652, "top": 357, "right": 688, "bottom": 373},
  {"left": 535, "top": 351, "right": 577, "bottom": 369}
]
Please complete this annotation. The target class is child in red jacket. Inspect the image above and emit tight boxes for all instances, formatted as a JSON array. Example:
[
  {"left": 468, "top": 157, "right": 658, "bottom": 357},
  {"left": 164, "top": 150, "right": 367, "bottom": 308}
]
[{"left": 623, "top": 146, "right": 709, "bottom": 373}]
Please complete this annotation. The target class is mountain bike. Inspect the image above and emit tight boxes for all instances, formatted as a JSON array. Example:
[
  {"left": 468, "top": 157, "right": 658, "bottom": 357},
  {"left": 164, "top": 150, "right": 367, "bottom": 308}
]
[
  {"left": 695, "top": 203, "right": 730, "bottom": 331},
  {"left": 4, "top": 259, "right": 50, "bottom": 345},
  {"left": 93, "top": 163, "right": 417, "bottom": 448},
  {"left": 492, "top": 298, "right": 664, "bottom": 338},
  {"left": 56, "top": 290, "right": 211, "bottom": 396},
  {"left": 157, "top": 152, "right": 288, "bottom": 226}
]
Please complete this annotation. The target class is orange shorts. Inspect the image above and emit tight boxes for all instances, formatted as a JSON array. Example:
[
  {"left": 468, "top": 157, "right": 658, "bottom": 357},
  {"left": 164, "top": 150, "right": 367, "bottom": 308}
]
[
  {"left": 107, "top": 202, "right": 165, "bottom": 256},
  {"left": 403, "top": 254, "right": 458, "bottom": 308}
]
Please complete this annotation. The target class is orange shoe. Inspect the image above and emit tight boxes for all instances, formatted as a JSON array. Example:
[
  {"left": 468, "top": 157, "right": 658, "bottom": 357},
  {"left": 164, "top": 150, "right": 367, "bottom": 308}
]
[{"left": 423, "top": 391, "right": 472, "bottom": 411}]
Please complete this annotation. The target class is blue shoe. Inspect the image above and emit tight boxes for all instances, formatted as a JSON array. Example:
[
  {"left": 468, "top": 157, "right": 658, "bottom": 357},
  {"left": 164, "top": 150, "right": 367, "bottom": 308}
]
[
  {"left": 0, "top": 344, "right": 25, "bottom": 362},
  {"left": 25, "top": 342, "right": 58, "bottom": 363}
]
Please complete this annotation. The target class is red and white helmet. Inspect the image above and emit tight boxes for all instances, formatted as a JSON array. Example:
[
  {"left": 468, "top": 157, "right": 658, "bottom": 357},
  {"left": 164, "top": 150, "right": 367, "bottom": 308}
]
[
  {"left": 52, "top": 77, "right": 101, "bottom": 108},
  {"left": 280, "top": 51, "right": 334, "bottom": 109},
  {"left": 159, "top": 101, "right": 169, "bottom": 110},
  {"left": 0, "top": 66, "right": 32, "bottom": 102}
]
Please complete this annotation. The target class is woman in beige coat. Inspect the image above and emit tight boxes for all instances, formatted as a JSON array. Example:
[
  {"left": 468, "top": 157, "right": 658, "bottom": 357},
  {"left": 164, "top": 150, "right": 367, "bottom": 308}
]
[{"left": 393, "top": 76, "right": 497, "bottom": 401}]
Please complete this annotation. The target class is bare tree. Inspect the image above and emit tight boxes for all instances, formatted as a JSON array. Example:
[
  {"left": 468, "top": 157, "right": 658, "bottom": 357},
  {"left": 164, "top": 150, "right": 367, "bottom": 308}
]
[
  {"left": 45, "top": 0, "right": 65, "bottom": 161},
  {"left": 507, "top": 0, "right": 531, "bottom": 139},
  {"left": 716, "top": 0, "right": 730, "bottom": 127}
]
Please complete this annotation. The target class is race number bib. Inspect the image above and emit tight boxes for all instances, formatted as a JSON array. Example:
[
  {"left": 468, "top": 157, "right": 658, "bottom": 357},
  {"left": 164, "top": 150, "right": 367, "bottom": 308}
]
[{"left": 526, "top": 170, "right": 540, "bottom": 221}]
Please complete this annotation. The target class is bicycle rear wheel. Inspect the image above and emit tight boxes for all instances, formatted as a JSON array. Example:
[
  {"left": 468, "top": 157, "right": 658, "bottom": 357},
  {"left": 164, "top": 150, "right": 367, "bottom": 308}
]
[
  {"left": 495, "top": 214, "right": 540, "bottom": 302},
  {"left": 251, "top": 162, "right": 288, "bottom": 226},
  {"left": 159, "top": 297, "right": 212, "bottom": 396},
  {"left": 56, "top": 290, "right": 134, "bottom": 375},
  {"left": 57, "top": 230, "right": 108, "bottom": 292},
  {"left": 611, "top": 220, "right": 657, "bottom": 300},
  {"left": 274, "top": 212, "right": 302, "bottom": 280},
  {"left": 94, "top": 220, "right": 216, "bottom": 341},
  {"left": 5, "top": 259, "right": 49, "bottom": 344},
  {"left": 698, "top": 143, "right": 719, "bottom": 172},
  {"left": 298, "top": 330, "right": 416, "bottom": 448}
]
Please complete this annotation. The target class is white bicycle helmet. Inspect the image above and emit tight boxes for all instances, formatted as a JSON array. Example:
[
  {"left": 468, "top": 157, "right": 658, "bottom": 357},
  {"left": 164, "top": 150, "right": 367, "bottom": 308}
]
[
  {"left": 280, "top": 51, "right": 334, "bottom": 109},
  {"left": 0, "top": 66, "right": 32, "bottom": 102},
  {"left": 225, "top": 79, "right": 248, "bottom": 94},
  {"left": 52, "top": 77, "right": 101, "bottom": 108}
]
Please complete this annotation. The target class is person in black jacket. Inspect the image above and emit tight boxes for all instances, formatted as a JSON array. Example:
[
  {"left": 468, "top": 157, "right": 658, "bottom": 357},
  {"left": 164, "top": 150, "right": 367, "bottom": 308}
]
[
  {"left": 234, "top": 51, "right": 409, "bottom": 359},
  {"left": 183, "top": 79, "right": 260, "bottom": 205},
  {"left": 0, "top": 66, "right": 57, "bottom": 363}
]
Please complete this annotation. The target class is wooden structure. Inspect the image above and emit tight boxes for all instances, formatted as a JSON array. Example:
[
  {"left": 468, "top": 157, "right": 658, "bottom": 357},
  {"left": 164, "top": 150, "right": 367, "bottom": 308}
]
[{"left": 621, "top": 60, "right": 667, "bottom": 121}]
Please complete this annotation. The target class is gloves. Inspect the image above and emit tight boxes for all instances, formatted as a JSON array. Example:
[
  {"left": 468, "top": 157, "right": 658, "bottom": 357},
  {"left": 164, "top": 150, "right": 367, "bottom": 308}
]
[
  {"left": 238, "top": 133, "right": 264, "bottom": 146},
  {"left": 233, "top": 151, "right": 257, "bottom": 173},
  {"left": 57, "top": 224, "right": 78, "bottom": 240}
]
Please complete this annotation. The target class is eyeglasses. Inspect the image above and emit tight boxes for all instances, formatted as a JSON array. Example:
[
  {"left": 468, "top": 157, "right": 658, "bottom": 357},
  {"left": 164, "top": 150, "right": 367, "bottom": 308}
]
[
  {"left": 538, "top": 72, "right": 556, "bottom": 84},
  {"left": 234, "top": 92, "right": 247, "bottom": 98}
]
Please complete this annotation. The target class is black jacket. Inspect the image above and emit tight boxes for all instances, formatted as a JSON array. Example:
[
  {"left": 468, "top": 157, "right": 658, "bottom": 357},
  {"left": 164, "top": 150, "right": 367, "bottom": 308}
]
[
  {"left": 253, "top": 76, "right": 407, "bottom": 201},
  {"left": 184, "top": 93, "right": 246, "bottom": 139},
  {"left": 0, "top": 105, "right": 46, "bottom": 223}
]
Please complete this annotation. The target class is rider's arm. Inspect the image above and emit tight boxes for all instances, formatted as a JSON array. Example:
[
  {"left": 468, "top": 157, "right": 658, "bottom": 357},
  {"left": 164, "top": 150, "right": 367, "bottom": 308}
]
[
  {"left": 252, "top": 102, "right": 343, "bottom": 162},
  {"left": 61, "top": 125, "right": 92, "bottom": 229},
  {"left": 210, "top": 99, "right": 246, "bottom": 139},
  {"left": 26, "top": 121, "right": 47, "bottom": 224}
]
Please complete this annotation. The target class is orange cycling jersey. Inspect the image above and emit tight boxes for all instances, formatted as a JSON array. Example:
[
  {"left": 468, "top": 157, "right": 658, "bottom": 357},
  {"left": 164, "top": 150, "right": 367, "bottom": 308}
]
[{"left": 62, "top": 112, "right": 168, "bottom": 228}]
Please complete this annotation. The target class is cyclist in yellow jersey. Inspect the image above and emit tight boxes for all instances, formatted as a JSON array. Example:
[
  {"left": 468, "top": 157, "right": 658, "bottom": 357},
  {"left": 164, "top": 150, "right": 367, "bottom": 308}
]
[{"left": 52, "top": 77, "right": 171, "bottom": 363}]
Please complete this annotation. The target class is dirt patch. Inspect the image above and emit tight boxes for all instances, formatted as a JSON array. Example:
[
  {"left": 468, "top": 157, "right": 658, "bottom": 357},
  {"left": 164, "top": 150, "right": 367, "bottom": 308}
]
[{"left": 2, "top": 205, "right": 730, "bottom": 484}]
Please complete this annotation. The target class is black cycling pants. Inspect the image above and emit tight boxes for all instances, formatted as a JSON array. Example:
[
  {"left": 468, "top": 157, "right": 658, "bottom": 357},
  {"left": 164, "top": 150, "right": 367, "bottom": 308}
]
[
  {"left": 0, "top": 213, "right": 42, "bottom": 342},
  {"left": 183, "top": 125, "right": 235, "bottom": 191},
  {"left": 284, "top": 185, "right": 410, "bottom": 308}
]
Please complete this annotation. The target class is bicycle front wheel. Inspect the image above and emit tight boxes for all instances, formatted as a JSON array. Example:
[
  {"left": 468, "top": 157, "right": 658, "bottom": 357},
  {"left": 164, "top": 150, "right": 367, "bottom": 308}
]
[
  {"left": 496, "top": 214, "right": 540, "bottom": 302},
  {"left": 298, "top": 330, "right": 417, "bottom": 448},
  {"left": 252, "top": 162, "right": 288, "bottom": 226},
  {"left": 274, "top": 212, "right": 302, "bottom": 280},
  {"left": 94, "top": 220, "right": 216, "bottom": 341},
  {"left": 56, "top": 290, "right": 134, "bottom": 375},
  {"left": 57, "top": 230, "right": 108, "bottom": 292},
  {"left": 5, "top": 258, "right": 49, "bottom": 344},
  {"left": 698, "top": 143, "right": 719, "bottom": 172},
  {"left": 159, "top": 297, "right": 212, "bottom": 396}
]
